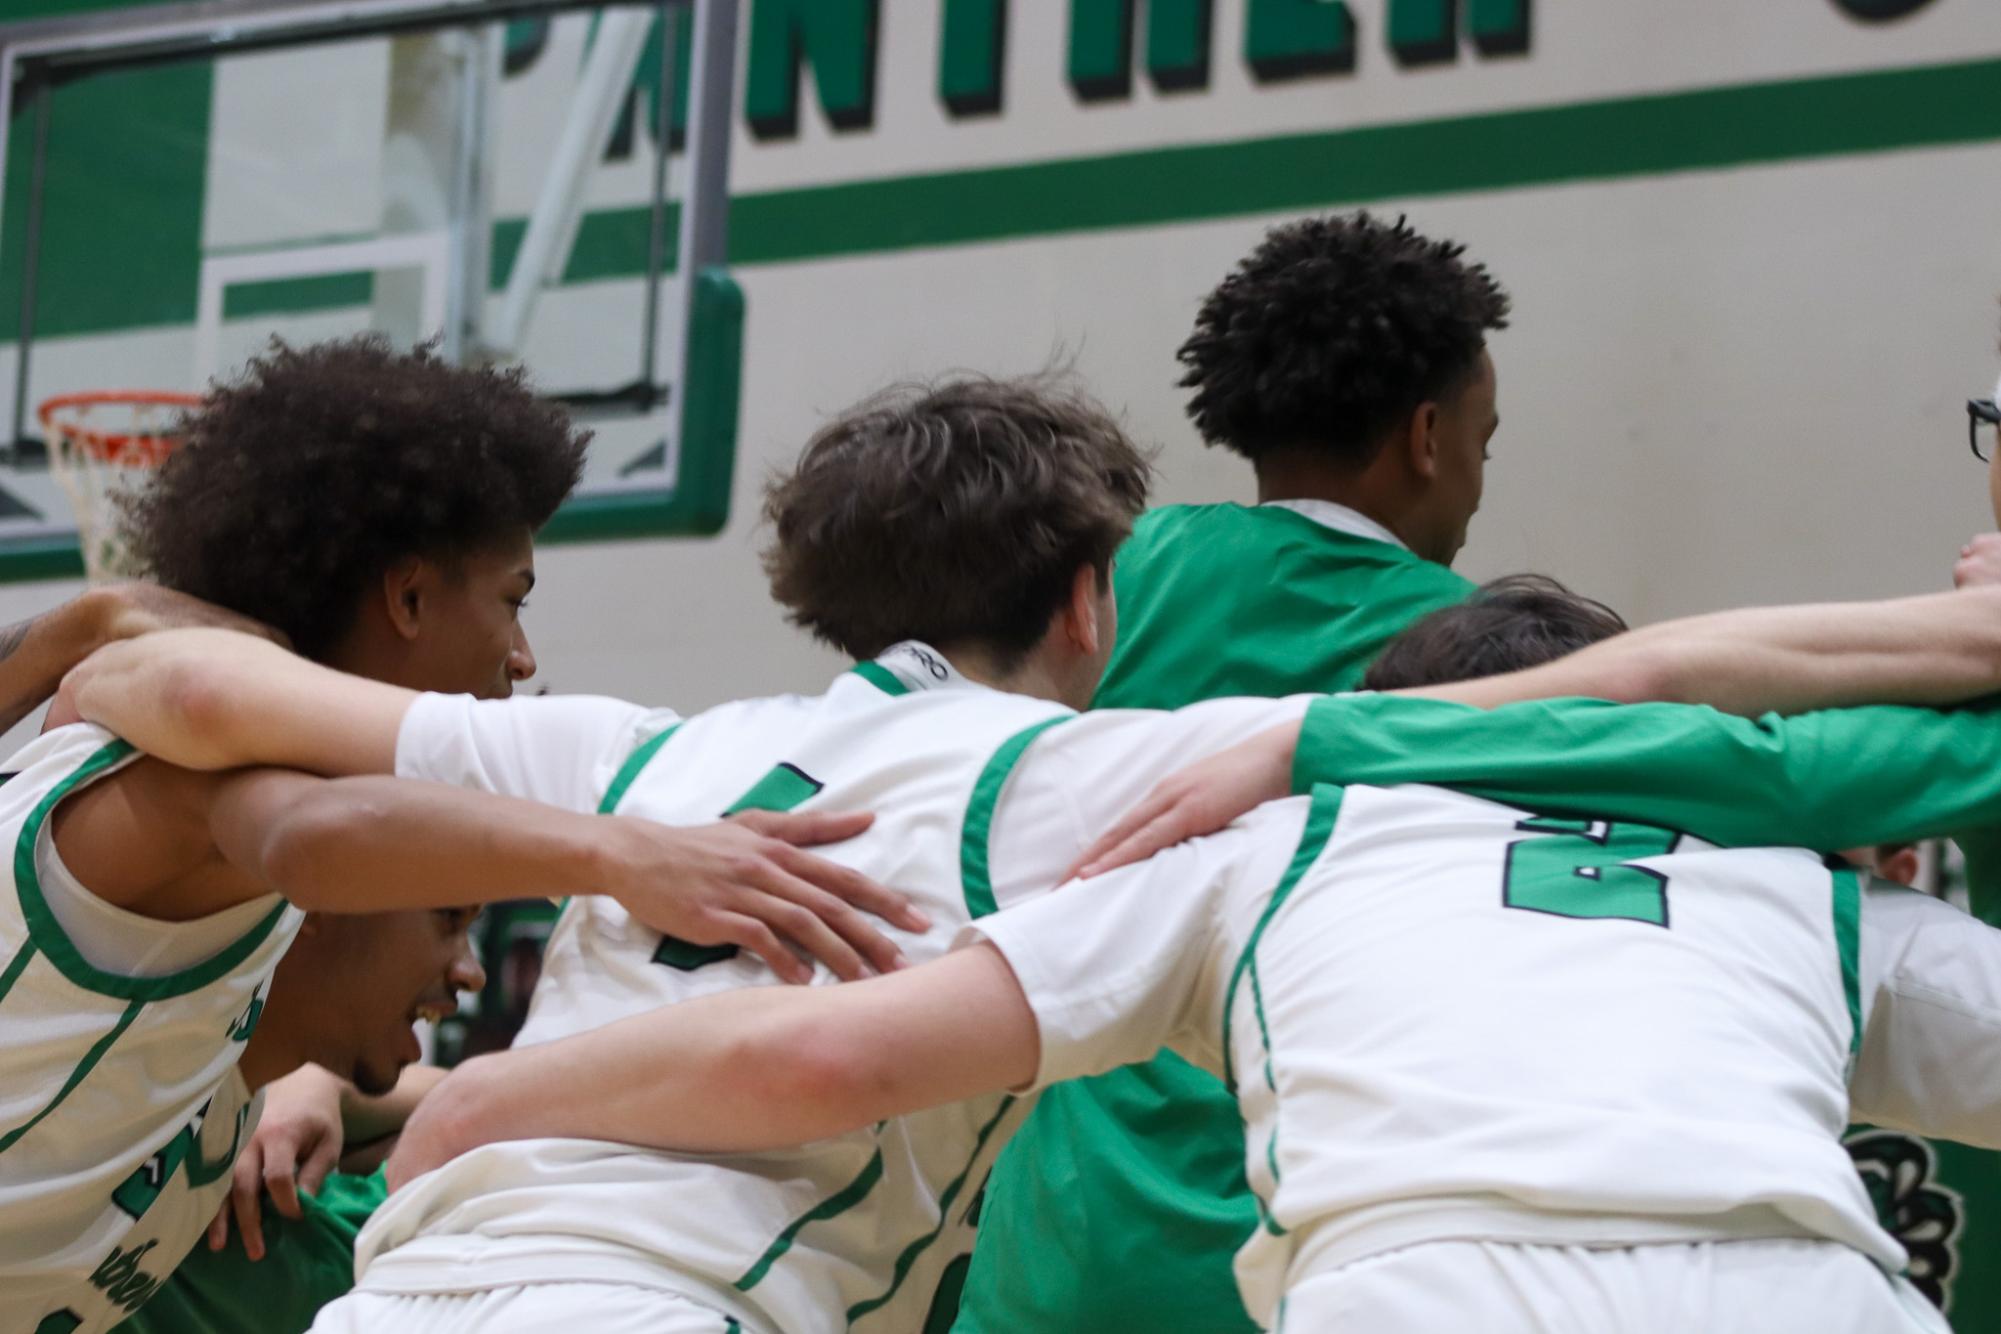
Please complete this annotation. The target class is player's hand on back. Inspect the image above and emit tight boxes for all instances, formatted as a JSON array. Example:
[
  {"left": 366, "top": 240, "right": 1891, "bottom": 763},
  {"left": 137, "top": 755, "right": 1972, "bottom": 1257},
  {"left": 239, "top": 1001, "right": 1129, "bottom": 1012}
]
[
  {"left": 1067, "top": 722, "right": 1299, "bottom": 880},
  {"left": 1954, "top": 533, "right": 2001, "bottom": 589},
  {"left": 601, "top": 810, "right": 930, "bottom": 984},
  {"left": 205, "top": 1063, "right": 345, "bottom": 1261}
]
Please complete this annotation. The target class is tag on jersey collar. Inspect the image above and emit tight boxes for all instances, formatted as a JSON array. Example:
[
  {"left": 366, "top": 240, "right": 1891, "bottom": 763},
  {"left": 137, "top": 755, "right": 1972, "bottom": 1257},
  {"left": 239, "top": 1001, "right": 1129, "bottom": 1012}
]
[{"left": 855, "top": 641, "right": 974, "bottom": 695}]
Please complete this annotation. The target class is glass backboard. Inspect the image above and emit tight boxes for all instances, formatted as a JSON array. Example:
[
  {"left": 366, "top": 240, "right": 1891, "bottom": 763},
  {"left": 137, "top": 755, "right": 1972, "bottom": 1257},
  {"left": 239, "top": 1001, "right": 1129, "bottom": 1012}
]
[{"left": 0, "top": 0, "right": 740, "bottom": 578}]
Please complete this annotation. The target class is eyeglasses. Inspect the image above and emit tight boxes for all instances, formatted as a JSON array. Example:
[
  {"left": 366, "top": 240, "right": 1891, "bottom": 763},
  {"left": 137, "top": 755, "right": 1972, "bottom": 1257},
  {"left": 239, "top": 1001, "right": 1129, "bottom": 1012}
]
[{"left": 1971, "top": 396, "right": 2001, "bottom": 463}]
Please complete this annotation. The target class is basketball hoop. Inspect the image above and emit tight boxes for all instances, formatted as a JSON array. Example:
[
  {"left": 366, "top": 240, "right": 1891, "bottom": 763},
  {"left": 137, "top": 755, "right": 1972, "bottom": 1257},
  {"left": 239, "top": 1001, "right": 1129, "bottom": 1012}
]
[{"left": 38, "top": 391, "right": 203, "bottom": 582}]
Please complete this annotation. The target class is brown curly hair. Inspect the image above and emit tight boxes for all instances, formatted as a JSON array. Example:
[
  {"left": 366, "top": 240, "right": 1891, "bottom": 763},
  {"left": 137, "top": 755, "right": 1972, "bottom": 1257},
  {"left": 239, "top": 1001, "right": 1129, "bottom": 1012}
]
[
  {"left": 122, "top": 337, "right": 588, "bottom": 660},
  {"left": 762, "top": 374, "right": 1153, "bottom": 667}
]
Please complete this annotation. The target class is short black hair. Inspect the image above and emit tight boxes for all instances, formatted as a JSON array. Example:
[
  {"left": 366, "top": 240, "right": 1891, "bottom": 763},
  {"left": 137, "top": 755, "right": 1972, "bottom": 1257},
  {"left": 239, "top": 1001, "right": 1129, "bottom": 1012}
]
[
  {"left": 1178, "top": 212, "right": 1510, "bottom": 465},
  {"left": 123, "top": 337, "right": 588, "bottom": 660},
  {"left": 1363, "top": 574, "right": 1627, "bottom": 691},
  {"left": 761, "top": 374, "right": 1153, "bottom": 668}
]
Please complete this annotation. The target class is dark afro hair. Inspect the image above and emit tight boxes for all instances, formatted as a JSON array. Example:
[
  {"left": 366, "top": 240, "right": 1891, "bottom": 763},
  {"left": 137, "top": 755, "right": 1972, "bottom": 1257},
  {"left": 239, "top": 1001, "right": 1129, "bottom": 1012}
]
[
  {"left": 122, "top": 337, "right": 588, "bottom": 661},
  {"left": 1178, "top": 212, "right": 1510, "bottom": 466},
  {"left": 1362, "top": 574, "right": 1628, "bottom": 691}
]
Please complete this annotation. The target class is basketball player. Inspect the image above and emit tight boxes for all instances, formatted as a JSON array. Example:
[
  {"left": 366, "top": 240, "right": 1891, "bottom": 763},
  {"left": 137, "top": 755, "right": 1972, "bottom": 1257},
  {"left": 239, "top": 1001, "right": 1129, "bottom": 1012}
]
[
  {"left": 68, "top": 374, "right": 2001, "bottom": 1333},
  {"left": 965, "top": 210, "right": 1506, "bottom": 1334},
  {"left": 380, "top": 577, "right": 2001, "bottom": 1333},
  {"left": 1, "top": 338, "right": 908, "bottom": 1334}
]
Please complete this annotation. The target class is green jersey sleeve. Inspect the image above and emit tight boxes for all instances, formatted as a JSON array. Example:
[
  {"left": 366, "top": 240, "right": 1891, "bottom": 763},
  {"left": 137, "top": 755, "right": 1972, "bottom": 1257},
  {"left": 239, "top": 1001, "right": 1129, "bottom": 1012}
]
[{"left": 1291, "top": 693, "right": 2001, "bottom": 856}]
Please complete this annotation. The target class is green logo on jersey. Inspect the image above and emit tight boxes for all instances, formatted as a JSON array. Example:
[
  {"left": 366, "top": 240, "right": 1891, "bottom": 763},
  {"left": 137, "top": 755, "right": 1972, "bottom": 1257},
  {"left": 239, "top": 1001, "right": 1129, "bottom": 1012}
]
[
  {"left": 89, "top": 1239, "right": 163, "bottom": 1315},
  {"left": 1847, "top": 1130, "right": 1962, "bottom": 1309},
  {"left": 111, "top": 1097, "right": 249, "bottom": 1217},
  {"left": 225, "top": 988, "right": 264, "bottom": 1042}
]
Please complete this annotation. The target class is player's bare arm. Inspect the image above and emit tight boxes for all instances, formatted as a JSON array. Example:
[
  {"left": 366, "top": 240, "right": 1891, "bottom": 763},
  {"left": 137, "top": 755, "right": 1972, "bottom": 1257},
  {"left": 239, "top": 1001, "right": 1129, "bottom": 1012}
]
[
  {"left": 66, "top": 626, "right": 409, "bottom": 775},
  {"left": 51, "top": 759, "right": 907, "bottom": 983},
  {"left": 387, "top": 941, "right": 1036, "bottom": 1189},
  {"left": 0, "top": 584, "right": 279, "bottom": 735},
  {"left": 205, "top": 767, "right": 908, "bottom": 981}
]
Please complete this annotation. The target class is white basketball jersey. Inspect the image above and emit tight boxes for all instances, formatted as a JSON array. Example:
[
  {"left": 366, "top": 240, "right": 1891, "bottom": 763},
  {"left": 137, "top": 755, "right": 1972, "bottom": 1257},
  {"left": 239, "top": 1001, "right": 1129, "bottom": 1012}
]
[
  {"left": 361, "top": 644, "right": 1312, "bottom": 1333},
  {"left": 979, "top": 781, "right": 1937, "bottom": 1329},
  {"left": 0, "top": 724, "right": 300, "bottom": 1334}
]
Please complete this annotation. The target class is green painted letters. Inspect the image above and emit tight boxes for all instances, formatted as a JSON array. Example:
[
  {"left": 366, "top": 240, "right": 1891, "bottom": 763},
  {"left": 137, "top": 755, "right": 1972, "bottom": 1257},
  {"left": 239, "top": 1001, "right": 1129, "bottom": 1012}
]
[{"left": 745, "top": 0, "right": 881, "bottom": 139}]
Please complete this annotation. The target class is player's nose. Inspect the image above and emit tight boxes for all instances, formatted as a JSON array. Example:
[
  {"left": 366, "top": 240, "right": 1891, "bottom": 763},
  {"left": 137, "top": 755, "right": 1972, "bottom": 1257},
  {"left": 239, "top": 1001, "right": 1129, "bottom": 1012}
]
[
  {"left": 508, "top": 624, "right": 538, "bottom": 683},
  {"left": 450, "top": 941, "right": 487, "bottom": 994}
]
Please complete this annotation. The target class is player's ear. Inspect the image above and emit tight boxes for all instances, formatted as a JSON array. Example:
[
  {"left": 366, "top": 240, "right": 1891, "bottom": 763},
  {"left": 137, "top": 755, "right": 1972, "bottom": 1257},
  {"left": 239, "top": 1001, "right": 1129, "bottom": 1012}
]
[
  {"left": 1066, "top": 562, "right": 1106, "bottom": 658},
  {"left": 381, "top": 557, "right": 429, "bottom": 642},
  {"left": 1405, "top": 401, "right": 1443, "bottom": 481}
]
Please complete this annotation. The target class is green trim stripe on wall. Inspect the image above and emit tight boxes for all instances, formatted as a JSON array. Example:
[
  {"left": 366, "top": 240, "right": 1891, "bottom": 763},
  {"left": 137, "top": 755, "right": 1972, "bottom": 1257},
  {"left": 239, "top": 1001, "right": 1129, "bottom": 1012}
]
[
  {"left": 725, "top": 55, "right": 2001, "bottom": 267},
  {"left": 6, "top": 55, "right": 2000, "bottom": 345}
]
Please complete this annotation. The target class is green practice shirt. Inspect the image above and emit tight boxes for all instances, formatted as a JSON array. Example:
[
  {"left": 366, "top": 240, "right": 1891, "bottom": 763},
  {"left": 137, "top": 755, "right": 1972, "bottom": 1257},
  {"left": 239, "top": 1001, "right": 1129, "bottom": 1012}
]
[{"left": 958, "top": 503, "right": 1472, "bottom": 1334}]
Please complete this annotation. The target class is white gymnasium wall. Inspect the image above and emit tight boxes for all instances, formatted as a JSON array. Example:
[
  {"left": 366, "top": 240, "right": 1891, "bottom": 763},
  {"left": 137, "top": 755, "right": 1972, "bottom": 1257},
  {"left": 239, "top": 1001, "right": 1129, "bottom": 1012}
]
[{"left": 491, "top": 138, "right": 2001, "bottom": 711}]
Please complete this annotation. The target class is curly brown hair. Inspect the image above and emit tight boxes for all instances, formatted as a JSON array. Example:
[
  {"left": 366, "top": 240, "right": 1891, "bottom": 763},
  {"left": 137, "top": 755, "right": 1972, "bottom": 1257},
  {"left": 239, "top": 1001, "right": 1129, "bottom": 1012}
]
[
  {"left": 762, "top": 374, "right": 1153, "bottom": 667},
  {"left": 122, "top": 337, "right": 588, "bottom": 660},
  {"left": 1179, "top": 212, "right": 1510, "bottom": 465}
]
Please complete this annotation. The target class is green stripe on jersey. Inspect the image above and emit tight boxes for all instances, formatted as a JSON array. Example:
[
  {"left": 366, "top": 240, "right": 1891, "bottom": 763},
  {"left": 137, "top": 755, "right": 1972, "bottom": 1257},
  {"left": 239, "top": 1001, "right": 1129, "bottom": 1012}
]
[
  {"left": 1221, "top": 785, "right": 1345, "bottom": 1093},
  {"left": 598, "top": 724, "right": 684, "bottom": 815},
  {"left": 1245, "top": 958, "right": 1288, "bottom": 1239},
  {"left": 850, "top": 661, "right": 911, "bottom": 697},
  {"left": 735, "top": 1148, "right": 886, "bottom": 1292},
  {"left": 1832, "top": 866, "right": 1863, "bottom": 1065},
  {"left": 960, "top": 718, "right": 1069, "bottom": 919},
  {"left": 844, "top": 1095, "right": 1017, "bottom": 1322},
  {"left": 723, "top": 763, "right": 823, "bottom": 816},
  {"left": 0, "top": 998, "right": 141, "bottom": 1154},
  {"left": 16, "top": 740, "right": 289, "bottom": 1000},
  {"left": 0, "top": 938, "right": 36, "bottom": 1009}
]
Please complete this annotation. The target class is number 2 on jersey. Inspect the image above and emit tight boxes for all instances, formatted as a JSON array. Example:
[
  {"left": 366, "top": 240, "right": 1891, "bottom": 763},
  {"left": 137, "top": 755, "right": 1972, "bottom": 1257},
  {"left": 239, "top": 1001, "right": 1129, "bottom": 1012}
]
[{"left": 1502, "top": 816, "right": 1678, "bottom": 927}]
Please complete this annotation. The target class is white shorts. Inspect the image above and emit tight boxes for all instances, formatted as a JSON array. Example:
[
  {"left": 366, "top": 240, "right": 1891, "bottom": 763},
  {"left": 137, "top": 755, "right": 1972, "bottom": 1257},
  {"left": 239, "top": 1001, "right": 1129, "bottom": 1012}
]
[
  {"left": 1280, "top": 1238, "right": 1950, "bottom": 1334},
  {"left": 306, "top": 1281, "right": 756, "bottom": 1334}
]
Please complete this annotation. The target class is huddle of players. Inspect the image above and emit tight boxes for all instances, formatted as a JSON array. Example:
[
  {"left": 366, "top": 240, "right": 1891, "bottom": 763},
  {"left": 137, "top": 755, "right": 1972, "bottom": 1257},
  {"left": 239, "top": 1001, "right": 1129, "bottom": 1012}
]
[{"left": 8, "top": 215, "right": 2001, "bottom": 1332}]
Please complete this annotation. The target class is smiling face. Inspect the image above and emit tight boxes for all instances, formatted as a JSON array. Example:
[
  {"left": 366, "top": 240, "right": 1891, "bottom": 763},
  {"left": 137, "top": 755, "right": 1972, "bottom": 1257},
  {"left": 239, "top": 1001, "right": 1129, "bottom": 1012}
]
[{"left": 262, "top": 907, "right": 485, "bottom": 1096}]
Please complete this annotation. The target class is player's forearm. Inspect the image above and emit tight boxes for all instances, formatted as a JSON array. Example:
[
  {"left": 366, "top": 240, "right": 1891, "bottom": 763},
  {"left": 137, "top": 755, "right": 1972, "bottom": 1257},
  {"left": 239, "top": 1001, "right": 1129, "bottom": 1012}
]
[
  {"left": 68, "top": 627, "right": 408, "bottom": 774},
  {"left": 1430, "top": 587, "right": 2001, "bottom": 718},
  {"left": 416, "top": 993, "right": 883, "bottom": 1162},
  {"left": 219, "top": 772, "right": 629, "bottom": 912},
  {"left": 398, "top": 948, "right": 1035, "bottom": 1173},
  {"left": 0, "top": 586, "right": 164, "bottom": 733}
]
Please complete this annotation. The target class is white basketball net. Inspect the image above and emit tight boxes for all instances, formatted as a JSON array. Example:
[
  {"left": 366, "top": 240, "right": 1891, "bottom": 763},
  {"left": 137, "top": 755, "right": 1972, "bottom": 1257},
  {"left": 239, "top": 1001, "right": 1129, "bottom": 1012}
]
[{"left": 39, "top": 394, "right": 196, "bottom": 583}]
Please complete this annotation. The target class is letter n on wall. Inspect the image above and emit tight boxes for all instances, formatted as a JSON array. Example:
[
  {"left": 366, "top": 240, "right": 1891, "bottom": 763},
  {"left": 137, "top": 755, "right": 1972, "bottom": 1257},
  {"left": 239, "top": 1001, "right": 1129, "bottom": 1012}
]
[{"left": 745, "top": 0, "right": 881, "bottom": 140}]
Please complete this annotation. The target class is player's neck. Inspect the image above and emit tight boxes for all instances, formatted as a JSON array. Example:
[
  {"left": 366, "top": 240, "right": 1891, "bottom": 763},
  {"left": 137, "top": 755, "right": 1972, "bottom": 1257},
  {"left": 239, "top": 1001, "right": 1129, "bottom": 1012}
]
[
  {"left": 937, "top": 643, "right": 1086, "bottom": 711},
  {"left": 1254, "top": 450, "right": 1423, "bottom": 554}
]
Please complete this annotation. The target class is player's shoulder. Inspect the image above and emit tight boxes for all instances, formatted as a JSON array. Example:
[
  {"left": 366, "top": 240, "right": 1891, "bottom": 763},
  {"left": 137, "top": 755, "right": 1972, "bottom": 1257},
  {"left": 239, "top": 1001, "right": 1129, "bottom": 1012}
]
[{"left": 0, "top": 720, "right": 130, "bottom": 791}]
